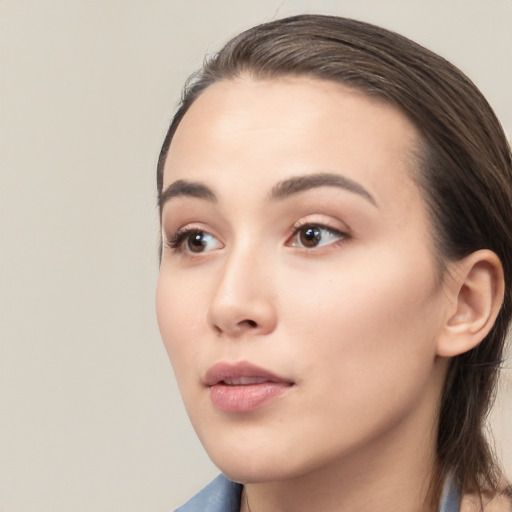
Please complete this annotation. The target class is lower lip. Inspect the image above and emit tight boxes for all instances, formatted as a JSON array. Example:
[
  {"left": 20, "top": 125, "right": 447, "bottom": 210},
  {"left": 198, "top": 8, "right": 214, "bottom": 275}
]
[{"left": 209, "top": 382, "right": 291, "bottom": 412}]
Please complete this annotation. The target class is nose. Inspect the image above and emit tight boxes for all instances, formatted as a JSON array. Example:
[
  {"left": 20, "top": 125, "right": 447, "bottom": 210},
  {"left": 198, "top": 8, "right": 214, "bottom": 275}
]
[{"left": 207, "top": 247, "right": 277, "bottom": 337}]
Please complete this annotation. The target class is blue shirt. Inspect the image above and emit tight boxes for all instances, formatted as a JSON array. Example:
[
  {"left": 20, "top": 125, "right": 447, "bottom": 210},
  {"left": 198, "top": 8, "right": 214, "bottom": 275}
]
[{"left": 175, "top": 473, "right": 460, "bottom": 512}]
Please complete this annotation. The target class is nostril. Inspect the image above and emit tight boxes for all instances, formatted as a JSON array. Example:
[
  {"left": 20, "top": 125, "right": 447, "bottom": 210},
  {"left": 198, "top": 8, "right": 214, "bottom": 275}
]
[{"left": 212, "top": 319, "right": 258, "bottom": 334}]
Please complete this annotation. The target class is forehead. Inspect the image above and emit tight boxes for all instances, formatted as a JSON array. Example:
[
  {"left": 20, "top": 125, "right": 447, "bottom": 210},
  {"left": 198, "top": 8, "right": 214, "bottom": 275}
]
[{"left": 163, "top": 76, "right": 422, "bottom": 207}]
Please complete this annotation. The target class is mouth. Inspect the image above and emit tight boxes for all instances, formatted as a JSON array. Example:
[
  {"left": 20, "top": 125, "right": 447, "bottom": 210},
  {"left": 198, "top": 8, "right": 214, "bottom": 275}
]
[
  {"left": 219, "top": 376, "right": 275, "bottom": 385},
  {"left": 204, "top": 362, "right": 294, "bottom": 413}
]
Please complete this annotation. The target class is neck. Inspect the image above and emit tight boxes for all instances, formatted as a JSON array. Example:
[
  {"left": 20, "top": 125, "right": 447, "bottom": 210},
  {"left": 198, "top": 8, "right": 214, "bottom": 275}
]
[{"left": 242, "top": 441, "right": 438, "bottom": 512}]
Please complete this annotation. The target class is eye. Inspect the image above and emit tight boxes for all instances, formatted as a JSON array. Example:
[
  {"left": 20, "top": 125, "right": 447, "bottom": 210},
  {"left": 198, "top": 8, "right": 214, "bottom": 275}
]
[
  {"left": 288, "top": 224, "right": 346, "bottom": 249},
  {"left": 166, "top": 228, "right": 222, "bottom": 254}
]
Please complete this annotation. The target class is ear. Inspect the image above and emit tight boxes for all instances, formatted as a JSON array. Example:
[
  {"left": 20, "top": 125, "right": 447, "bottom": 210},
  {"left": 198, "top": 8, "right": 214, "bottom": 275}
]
[{"left": 436, "top": 250, "right": 505, "bottom": 357}]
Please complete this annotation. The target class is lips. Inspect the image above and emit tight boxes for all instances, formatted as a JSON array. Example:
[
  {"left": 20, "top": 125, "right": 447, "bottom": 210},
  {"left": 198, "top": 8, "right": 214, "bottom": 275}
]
[{"left": 204, "top": 362, "right": 293, "bottom": 413}]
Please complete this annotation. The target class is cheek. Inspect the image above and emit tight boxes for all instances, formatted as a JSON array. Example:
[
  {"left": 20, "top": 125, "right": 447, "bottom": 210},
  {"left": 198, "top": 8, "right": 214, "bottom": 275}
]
[
  {"left": 155, "top": 272, "right": 204, "bottom": 374},
  {"left": 270, "top": 267, "right": 444, "bottom": 467},
  {"left": 279, "top": 251, "right": 443, "bottom": 393}
]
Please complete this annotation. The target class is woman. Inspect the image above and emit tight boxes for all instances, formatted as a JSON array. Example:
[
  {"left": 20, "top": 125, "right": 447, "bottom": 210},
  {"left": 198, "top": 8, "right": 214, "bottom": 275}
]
[{"left": 155, "top": 15, "right": 512, "bottom": 512}]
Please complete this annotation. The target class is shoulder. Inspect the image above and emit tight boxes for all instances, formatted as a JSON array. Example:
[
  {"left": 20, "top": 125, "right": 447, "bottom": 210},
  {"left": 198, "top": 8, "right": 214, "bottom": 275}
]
[{"left": 174, "top": 474, "right": 243, "bottom": 512}]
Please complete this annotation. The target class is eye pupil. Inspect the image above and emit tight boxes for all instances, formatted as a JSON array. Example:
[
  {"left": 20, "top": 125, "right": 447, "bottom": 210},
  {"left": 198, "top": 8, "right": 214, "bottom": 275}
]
[
  {"left": 300, "top": 226, "right": 322, "bottom": 248},
  {"left": 187, "top": 232, "right": 206, "bottom": 252}
]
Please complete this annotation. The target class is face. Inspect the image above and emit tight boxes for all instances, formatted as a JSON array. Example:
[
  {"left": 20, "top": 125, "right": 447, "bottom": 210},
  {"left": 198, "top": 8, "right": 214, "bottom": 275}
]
[{"left": 156, "top": 77, "right": 450, "bottom": 484}]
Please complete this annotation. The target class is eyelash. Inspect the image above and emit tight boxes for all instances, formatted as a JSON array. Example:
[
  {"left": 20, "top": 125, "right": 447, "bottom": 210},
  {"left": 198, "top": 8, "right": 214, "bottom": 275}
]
[
  {"left": 164, "top": 222, "right": 349, "bottom": 255},
  {"left": 165, "top": 227, "right": 209, "bottom": 250}
]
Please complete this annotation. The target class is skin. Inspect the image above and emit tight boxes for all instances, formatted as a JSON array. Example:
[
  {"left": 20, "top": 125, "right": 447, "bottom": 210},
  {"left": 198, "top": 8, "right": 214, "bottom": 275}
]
[{"left": 156, "top": 77, "right": 501, "bottom": 512}]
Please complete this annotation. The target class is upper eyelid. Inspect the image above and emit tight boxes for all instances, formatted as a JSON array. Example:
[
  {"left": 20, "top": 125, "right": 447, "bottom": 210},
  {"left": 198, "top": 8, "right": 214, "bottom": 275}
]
[
  {"left": 163, "top": 222, "right": 214, "bottom": 238},
  {"left": 290, "top": 216, "right": 351, "bottom": 235},
  {"left": 162, "top": 225, "right": 206, "bottom": 246}
]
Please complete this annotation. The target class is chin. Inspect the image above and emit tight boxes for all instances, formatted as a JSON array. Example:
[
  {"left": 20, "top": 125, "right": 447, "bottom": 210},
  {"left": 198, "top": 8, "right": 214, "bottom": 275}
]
[
  {"left": 203, "top": 437, "right": 331, "bottom": 485},
  {"left": 204, "top": 445, "right": 285, "bottom": 483},
  {"left": 215, "top": 459, "right": 302, "bottom": 485}
]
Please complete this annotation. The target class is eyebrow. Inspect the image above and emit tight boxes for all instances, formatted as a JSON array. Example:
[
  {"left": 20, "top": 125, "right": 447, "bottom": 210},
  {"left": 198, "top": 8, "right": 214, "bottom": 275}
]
[
  {"left": 159, "top": 179, "right": 217, "bottom": 211},
  {"left": 270, "top": 172, "right": 377, "bottom": 206},
  {"left": 159, "top": 172, "right": 377, "bottom": 211}
]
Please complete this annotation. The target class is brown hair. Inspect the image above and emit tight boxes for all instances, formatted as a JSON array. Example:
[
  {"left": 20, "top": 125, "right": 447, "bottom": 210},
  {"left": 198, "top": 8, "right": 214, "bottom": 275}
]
[{"left": 157, "top": 14, "right": 512, "bottom": 506}]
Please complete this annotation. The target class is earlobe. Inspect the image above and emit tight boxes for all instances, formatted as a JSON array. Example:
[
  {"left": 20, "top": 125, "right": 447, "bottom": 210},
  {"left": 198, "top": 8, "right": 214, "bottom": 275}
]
[{"left": 436, "top": 250, "right": 505, "bottom": 358}]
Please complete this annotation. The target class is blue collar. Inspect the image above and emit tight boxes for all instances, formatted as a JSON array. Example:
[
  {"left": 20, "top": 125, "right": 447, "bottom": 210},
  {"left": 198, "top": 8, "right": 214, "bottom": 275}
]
[
  {"left": 175, "top": 475, "right": 242, "bottom": 512},
  {"left": 439, "top": 472, "right": 460, "bottom": 512},
  {"left": 175, "top": 473, "right": 460, "bottom": 512}
]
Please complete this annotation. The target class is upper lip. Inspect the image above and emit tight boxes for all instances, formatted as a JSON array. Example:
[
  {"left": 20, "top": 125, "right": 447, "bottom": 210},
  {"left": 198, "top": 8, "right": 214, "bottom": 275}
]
[{"left": 204, "top": 361, "right": 293, "bottom": 387}]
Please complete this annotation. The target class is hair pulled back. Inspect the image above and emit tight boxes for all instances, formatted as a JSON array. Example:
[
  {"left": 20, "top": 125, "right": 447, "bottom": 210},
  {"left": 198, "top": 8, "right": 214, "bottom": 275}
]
[{"left": 157, "top": 14, "right": 512, "bottom": 503}]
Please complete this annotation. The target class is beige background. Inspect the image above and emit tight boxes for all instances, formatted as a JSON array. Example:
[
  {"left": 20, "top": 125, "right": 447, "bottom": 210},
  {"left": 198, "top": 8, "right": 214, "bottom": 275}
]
[{"left": 0, "top": 1, "right": 511, "bottom": 511}]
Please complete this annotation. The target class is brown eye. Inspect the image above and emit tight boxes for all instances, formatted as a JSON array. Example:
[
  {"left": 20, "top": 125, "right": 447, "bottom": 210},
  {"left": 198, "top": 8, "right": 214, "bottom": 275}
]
[
  {"left": 187, "top": 232, "right": 208, "bottom": 253},
  {"left": 183, "top": 231, "right": 222, "bottom": 254},
  {"left": 289, "top": 224, "right": 346, "bottom": 249},
  {"left": 299, "top": 226, "right": 322, "bottom": 248},
  {"left": 167, "top": 229, "right": 222, "bottom": 254}
]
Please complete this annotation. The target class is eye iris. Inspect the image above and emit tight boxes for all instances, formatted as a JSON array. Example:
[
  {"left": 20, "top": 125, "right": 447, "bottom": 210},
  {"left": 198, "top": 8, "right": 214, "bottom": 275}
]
[
  {"left": 300, "top": 226, "right": 321, "bottom": 248},
  {"left": 187, "top": 232, "right": 206, "bottom": 253}
]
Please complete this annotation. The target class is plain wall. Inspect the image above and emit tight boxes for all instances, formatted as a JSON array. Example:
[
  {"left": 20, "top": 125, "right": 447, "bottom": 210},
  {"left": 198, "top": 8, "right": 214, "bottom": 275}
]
[{"left": 1, "top": 1, "right": 511, "bottom": 510}]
